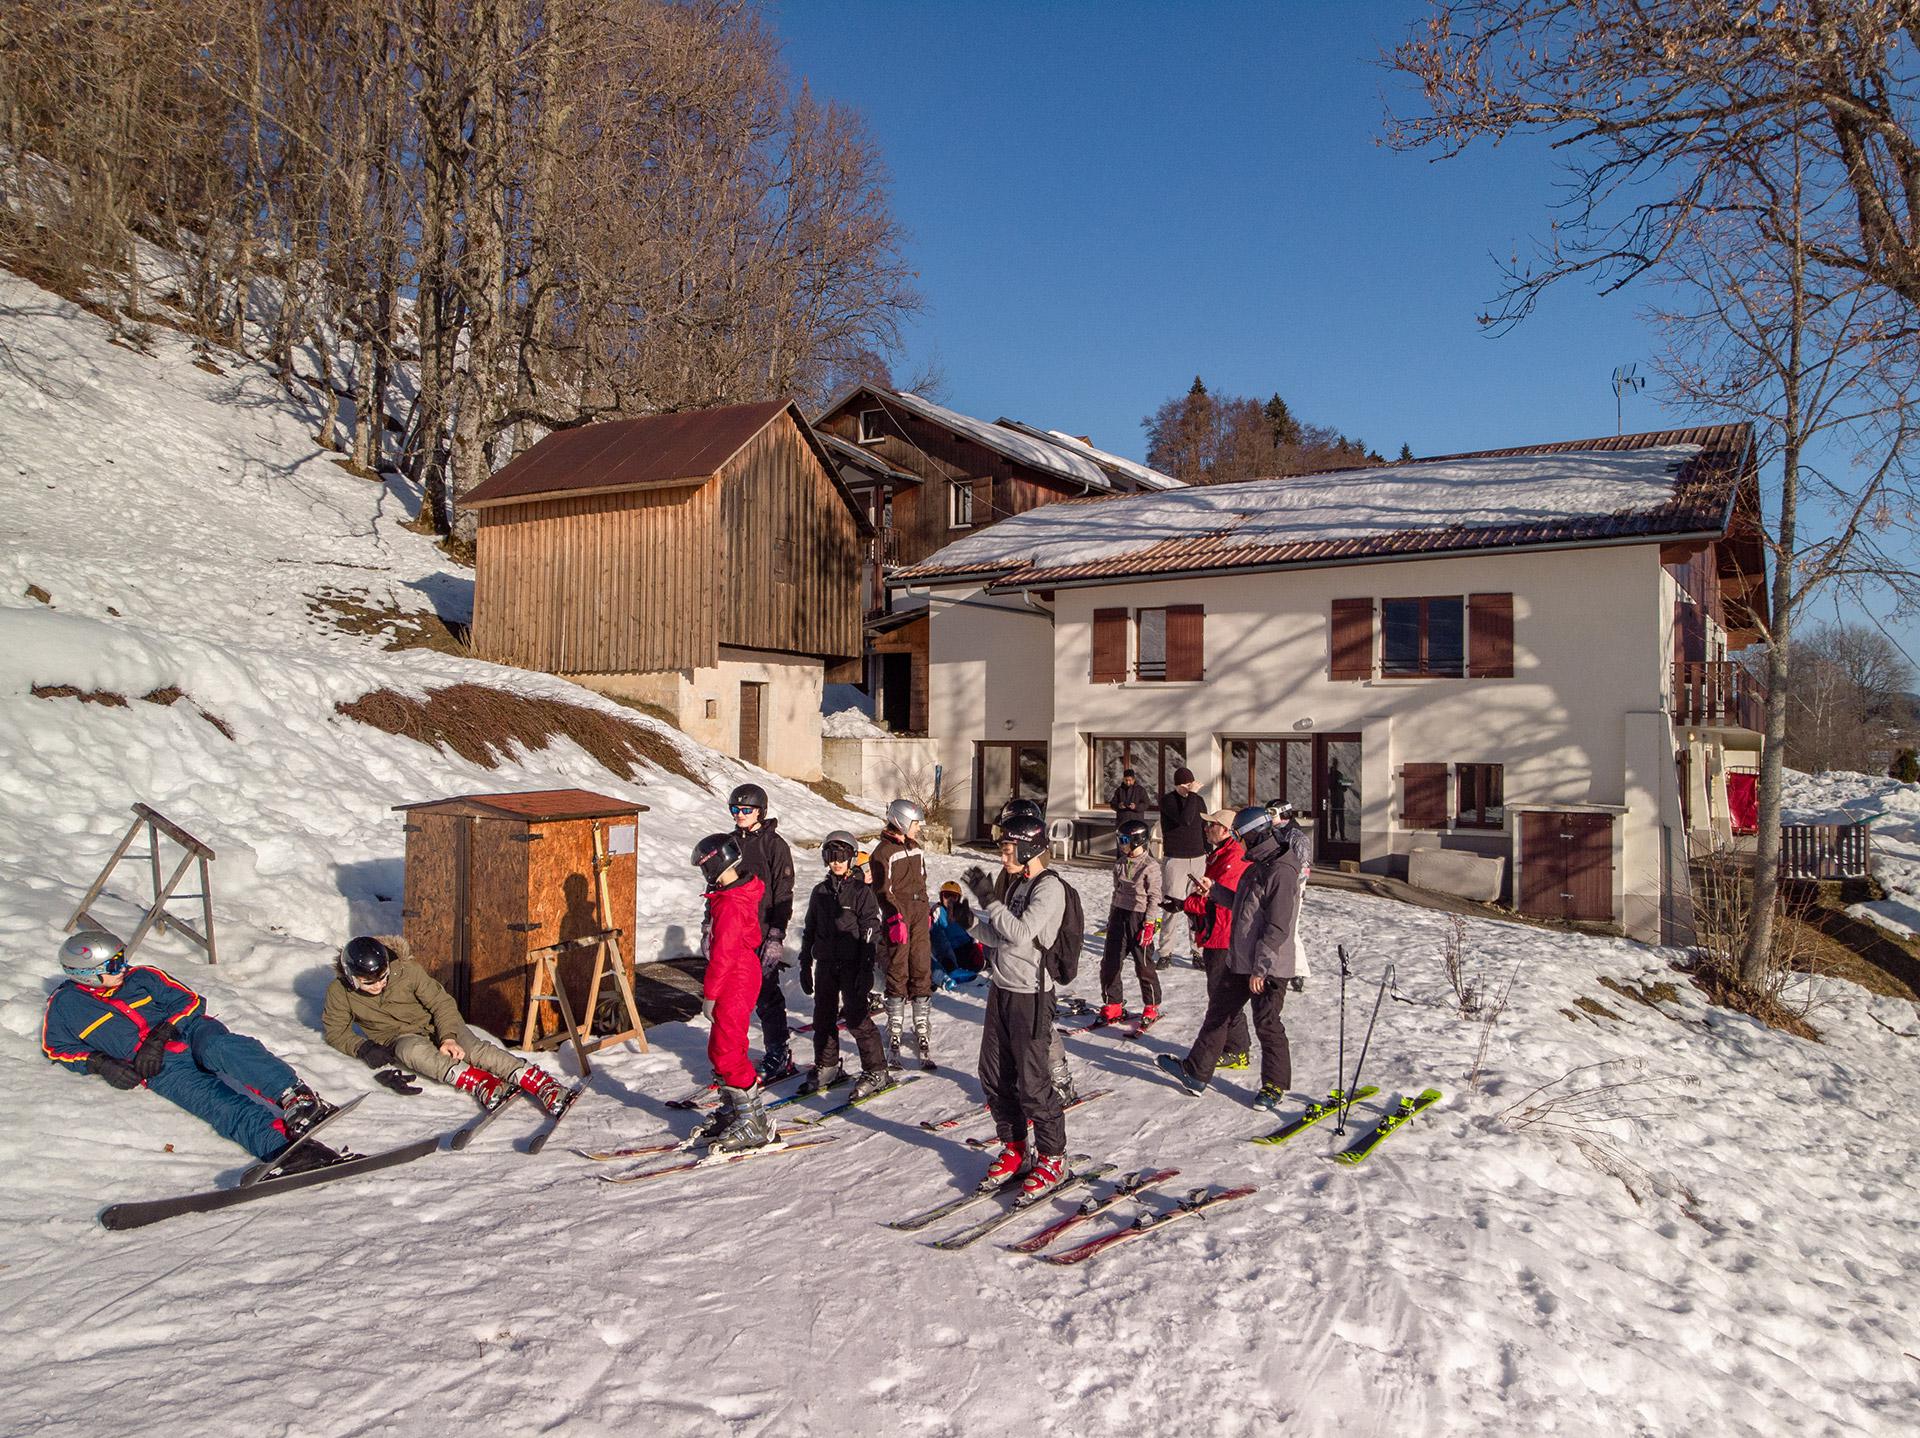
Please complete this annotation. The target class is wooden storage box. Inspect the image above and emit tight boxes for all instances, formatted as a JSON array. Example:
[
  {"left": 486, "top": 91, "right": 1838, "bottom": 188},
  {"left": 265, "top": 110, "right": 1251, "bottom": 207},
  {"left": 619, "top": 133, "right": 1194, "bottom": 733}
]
[{"left": 396, "top": 789, "right": 646, "bottom": 1041}]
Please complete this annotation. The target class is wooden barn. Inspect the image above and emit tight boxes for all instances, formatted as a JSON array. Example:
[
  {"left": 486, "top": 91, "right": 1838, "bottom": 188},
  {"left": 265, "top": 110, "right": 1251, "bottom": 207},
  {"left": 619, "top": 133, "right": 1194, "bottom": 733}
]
[{"left": 465, "top": 400, "right": 868, "bottom": 780}]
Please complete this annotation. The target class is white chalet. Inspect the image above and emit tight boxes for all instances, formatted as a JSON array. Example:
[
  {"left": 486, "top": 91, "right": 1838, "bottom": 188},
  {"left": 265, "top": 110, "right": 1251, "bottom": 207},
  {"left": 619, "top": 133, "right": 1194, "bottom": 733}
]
[{"left": 891, "top": 425, "right": 1769, "bottom": 942}]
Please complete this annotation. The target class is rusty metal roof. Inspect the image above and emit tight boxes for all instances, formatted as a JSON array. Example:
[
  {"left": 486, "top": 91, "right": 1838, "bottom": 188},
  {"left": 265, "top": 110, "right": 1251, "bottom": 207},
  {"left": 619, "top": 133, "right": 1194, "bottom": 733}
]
[
  {"left": 893, "top": 424, "right": 1757, "bottom": 590},
  {"left": 393, "top": 789, "right": 647, "bottom": 821},
  {"left": 462, "top": 400, "right": 790, "bottom": 507}
]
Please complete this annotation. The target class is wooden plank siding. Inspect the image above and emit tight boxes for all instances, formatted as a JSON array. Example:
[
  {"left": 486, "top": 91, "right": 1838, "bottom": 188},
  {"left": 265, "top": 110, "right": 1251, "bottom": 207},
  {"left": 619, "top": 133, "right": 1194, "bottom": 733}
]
[{"left": 716, "top": 419, "right": 863, "bottom": 662}]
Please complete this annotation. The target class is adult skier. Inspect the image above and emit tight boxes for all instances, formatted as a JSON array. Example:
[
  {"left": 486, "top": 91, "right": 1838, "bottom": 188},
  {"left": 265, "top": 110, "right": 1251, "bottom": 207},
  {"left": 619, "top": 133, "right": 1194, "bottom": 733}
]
[
  {"left": 1158, "top": 805, "right": 1311, "bottom": 1109},
  {"left": 1106, "top": 765, "right": 1151, "bottom": 834},
  {"left": 322, "top": 936, "right": 568, "bottom": 1114},
  {"left": 796, "top": 830, "right": 891, "bottom": 1095},
  {"left": 1163, "top": 809, "right": 1253, "bottom": 1069},
  {"left": 962, "top": 813, "right": 1075, "bottom": 1201},
  {"left": 690, "top": 832, "right": 774, "bottom": 1151},
  {"left": 728, "top": 783, "right": 797, "bottom": 1083},
  {"left": 1097, "top": 818, "right": 1162, "bottom": 1023},
  {"left": 41, "top": 932, "right": 341, "bottom": 1172},
  {"left": 868, "top": 797, "right": 934, "bottom": 1066},
  {"left": 1157, "top": 766, "right": 1208, "bottom": 966}
]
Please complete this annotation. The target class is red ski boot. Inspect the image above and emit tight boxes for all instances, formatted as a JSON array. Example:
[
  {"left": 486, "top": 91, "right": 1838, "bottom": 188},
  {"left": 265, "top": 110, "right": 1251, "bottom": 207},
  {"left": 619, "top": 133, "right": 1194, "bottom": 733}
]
[
  {"left": 453, "top": 1065, "right": 508, "bottom": 1108},
  {"left": 1020, "top": 1152, "right": 1067, "bottom": 1202},
  {"left": 1097, "top": 1003, "right": 1124, "bottom": 1025},
  {"left": 981, "top": 1139, "right": 1029, "bottom": 1189},
  {"left": 514, "top": 1064, "right": 567, "bottom": 1115}
]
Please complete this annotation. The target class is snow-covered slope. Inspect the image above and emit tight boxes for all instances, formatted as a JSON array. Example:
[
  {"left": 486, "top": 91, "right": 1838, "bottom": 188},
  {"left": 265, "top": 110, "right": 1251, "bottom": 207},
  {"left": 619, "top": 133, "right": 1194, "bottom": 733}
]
[
  {"left": 2, "top": 267, "right": 1918, "bottom": 1437},
  {"left": 1784, "top": 768, "right": 1920, "bottom": 942}
]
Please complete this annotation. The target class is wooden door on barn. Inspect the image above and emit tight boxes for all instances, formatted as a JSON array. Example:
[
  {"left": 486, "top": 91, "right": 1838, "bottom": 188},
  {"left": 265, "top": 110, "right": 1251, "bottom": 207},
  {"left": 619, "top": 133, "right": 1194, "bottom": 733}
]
[
  {"left": 1518, "top": 812, "right": 1614, "bottom": 923},
  {"left": 739, "top": 682, "right": 766, "bottom": 766}
]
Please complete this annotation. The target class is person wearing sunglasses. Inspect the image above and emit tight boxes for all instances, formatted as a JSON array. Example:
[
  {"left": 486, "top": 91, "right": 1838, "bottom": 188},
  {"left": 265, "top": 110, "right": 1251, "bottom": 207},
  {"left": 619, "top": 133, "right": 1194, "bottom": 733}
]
[
  {"left": 727, "top": 783, "right": 797, "bottom": 1085},
  {"left": 794, "top": 830, "right": 888, "bottom": 1098},
  {"left": 40, "top": 931, "right": 343, "bottom": 1174}
]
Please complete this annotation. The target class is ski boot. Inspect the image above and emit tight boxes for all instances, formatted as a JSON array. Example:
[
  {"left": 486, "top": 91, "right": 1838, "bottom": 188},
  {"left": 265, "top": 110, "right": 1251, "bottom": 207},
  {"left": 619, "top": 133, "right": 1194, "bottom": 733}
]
[
  {"left": 911, "top": 997, "right": 936, "bottom": 1071},
  {"left": 884, "top": 997, "right": 907, "bottom": 1063},
  {"left": 798, "top": 1062, "right": 846, "bottom": 1095},
  {"left": 1050, "top": 1052, "right": 1079, "bottom": 1108},
  {"left": 1253, "top": 1084, "right": 1288, "bottom": 1114},
  {"left": 691, "top": 1095, "right": 736, "bottom": 1143},
  {"left": 1218, "top": 1051, "right": 1251, "bottom": 1071},
  {"left": 1156, "top": 1053, "right": 1207, "bottom": 1097},
  {"left": 452, "top": 1064, "right": 509, "bottom": 1109},
  {"left": 1019, "top": 1152, "right": 1067, "bottom": 1202},
  {"left": 712, "top": 1082, "right": 774, "bottom": 1153},
  {"left": 757, "top": 1047, "right": 797, "bottom": 1085},
  {"left": 514, "top": 1063, "right": 568, "bottom": 1116},
  {"left": 848, "top": 1067, "right": 894, "bottom": 1103},
  {"left": 1141, "top": 1004, "right": 1162, "bottom": 1027},
  {"left": 276, "top": 1083, "right": 332, "bottom": 1138},
  {"left": 981, "top": 1138, "right": 1030, "bottom": 1189},
  {"left": 1097, "top": 1002, "right": 1125, "bottom": 1025},
  {"left": 270, "top": 1140, "right": 346, "bottom": 1177}
]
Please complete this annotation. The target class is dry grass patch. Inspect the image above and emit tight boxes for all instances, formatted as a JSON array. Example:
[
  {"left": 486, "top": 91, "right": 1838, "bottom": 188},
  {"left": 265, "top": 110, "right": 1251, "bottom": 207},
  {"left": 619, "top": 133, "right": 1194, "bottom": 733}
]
[
  {"left": 336, "top": 682, "right": 695, "bottom": 783},
  {"left": 31, "top": 683, "right": 235, "bottom": 738},
  {"left": 307, "top": 587, "right": 470, "bottom": 656}
]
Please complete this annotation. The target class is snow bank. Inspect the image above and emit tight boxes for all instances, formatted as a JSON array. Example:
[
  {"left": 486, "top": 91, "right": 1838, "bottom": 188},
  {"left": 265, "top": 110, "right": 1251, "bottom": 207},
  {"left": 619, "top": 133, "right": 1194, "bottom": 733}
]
[
  {"left": 1783, "top": 768, "right": 1920, "bottom": 940},
  {"left": 822, "top": 705, "right": 891, "bottom": 740}
]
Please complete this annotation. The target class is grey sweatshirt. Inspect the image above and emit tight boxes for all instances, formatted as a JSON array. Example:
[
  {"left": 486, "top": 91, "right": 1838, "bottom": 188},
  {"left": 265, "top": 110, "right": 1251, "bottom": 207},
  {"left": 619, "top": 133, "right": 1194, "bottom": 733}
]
[{"left": 972, "top": 870, "right": 1066, "bottom": 995}]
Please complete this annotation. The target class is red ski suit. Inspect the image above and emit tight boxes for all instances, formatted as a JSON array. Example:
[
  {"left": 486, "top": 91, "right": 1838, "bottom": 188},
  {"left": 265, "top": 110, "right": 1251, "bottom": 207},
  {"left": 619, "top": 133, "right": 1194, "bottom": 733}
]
[
  {"left": 704, "top": 876, "right": 766, "bottom": 1089},
  {"left": 1184, "top": 837, "right": 1248, "bottom": 951}
]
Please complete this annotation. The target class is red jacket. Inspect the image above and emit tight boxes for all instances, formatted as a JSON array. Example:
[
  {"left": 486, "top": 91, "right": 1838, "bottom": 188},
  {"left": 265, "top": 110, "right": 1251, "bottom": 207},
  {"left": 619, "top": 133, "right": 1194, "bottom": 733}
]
[
  {"left": 704, "top": 876, "right": 766, "bottom": 1000},
  {"left": 1184, "top": 837, "right": 1248, "bottom": 951}
]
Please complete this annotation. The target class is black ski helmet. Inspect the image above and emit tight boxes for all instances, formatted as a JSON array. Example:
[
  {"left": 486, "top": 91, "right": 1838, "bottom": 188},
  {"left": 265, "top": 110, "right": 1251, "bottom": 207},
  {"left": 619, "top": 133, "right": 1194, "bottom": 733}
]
[
  {"left": 692, "top": 832, "right": 744, "bottom": 887},
  {"left": 821, "top": 830, "right": 858, "bottom": 866},
  {"left": 1000, "top": 814, "right": 1049, "bottom": 865},
  {"left": 993, "top": 796, "right": 1044, "bottom": 840},
  {"left": 1115, "top": 818, "right": 1151, "bottom": 851},
  {"left": 728, "top": 783, "right": 769, "bottom": 816},
  {"left": 1232, "top": 804, "right": 1287, "bottom": 857},
  {"left": 342, "top": 936, "right": 395, "bottom": 986}
]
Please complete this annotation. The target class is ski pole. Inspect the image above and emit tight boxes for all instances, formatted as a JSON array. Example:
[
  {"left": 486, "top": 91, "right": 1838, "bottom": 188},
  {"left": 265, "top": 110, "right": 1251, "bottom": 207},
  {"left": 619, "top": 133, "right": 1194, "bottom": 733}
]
[
  {"left": 1337, "top": 963, "right": 1393, "bottom": 1136},
  {"left": 1335, "top": 944, "right": 1350, "bottom": 1123}
]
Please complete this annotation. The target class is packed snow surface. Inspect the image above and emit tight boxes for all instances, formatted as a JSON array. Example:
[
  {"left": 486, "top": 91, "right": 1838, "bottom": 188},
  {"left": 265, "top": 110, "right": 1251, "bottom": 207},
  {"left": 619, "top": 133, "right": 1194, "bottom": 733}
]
[
  {"left": 908, "top": 444, "right": 1700, "bottom": 577},
  {"left": 1783, "top": 768, "right": 1920, "bottom": 940},
  {"left": 3, "top": 268, "right": 1918, "bottom": 1436}
]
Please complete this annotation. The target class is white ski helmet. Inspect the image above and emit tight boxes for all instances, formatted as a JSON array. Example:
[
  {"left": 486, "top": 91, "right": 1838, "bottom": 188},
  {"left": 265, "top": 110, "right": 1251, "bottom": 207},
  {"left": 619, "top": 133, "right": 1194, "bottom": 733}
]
[
  {"left": 885, "top": 798, "right": 925, "bottom": 834},
  {"left": 60, "top": 930, "right": 127, "bottom": 981}
]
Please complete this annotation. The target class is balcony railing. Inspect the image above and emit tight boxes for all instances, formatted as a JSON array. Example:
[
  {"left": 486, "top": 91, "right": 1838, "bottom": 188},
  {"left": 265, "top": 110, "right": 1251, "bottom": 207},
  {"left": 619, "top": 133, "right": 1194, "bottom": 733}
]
[
  {"left": 1672, "top": 661, "right": 1766, "bottom": 732},
  {"left": 1779, "top": 822, "right": 1873, "bottom": 880}
]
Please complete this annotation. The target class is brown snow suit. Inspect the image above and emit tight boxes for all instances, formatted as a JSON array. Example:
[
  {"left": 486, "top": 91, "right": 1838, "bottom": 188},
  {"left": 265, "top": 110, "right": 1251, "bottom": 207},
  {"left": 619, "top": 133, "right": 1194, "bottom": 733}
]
[{"left": 868, "top": 831, "right": 931, "bottom": 999}]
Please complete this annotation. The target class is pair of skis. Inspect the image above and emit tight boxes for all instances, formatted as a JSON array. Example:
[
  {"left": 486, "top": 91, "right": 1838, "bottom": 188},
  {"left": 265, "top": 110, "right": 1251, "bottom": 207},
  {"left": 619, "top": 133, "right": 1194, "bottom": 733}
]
[
  {"left": 1034, "top": 1185, "right": 1259, "bottom": 1265},
  {"left": 1249, "top": 1086, "right": 1443, "bottom": 1164},
  {"left": 881, "top": 1153, "right": 1102, "bottom": 1236}
]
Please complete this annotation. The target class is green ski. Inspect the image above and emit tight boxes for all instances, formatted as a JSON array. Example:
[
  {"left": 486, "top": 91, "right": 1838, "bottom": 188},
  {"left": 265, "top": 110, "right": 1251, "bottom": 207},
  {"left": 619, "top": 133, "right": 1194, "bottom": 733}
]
[
  {"left": 1333, "top": 1088, "right": 1443, "bottom": 1165},
  {"left": 1250, "top": 1086, "right": 1380, "bottom": 1146}
]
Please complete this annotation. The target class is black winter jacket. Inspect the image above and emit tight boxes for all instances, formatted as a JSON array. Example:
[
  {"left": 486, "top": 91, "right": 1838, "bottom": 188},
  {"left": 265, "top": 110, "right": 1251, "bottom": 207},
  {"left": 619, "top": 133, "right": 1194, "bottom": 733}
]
[
  {"left": 735, "top": 820, "right": 795, "bottom": 937},
  {"left": 1159, "top": 790, "right": 1207, "bottom": 859},
  {"left": 800, "top": 872, "right": 880, "bottom": 972}
]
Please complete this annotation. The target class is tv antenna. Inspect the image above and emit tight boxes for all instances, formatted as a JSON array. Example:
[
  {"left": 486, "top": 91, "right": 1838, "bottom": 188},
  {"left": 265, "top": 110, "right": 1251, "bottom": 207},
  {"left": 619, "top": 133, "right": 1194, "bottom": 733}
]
[{"left": 1611, "top": 363, "right": 1645, "bottom": 435}]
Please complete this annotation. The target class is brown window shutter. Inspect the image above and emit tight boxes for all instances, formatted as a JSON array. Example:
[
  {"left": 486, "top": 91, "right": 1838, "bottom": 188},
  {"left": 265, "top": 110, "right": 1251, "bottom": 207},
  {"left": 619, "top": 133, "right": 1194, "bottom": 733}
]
[
  {"left": 1402, "top": 763, "right": 1449, "bottom": 829},
  {"left": 1091, "top": 608, "right": 1128, "bottom": 683},
  {"left": 1330, "top": 599, "right": 1374, "bottom": 681},
  {"left": 1469, "top": 592, "right": 1514, "bottom": 678},
  {"left": 1166, "top": 605, "right": 1205, "bottom": 681}
]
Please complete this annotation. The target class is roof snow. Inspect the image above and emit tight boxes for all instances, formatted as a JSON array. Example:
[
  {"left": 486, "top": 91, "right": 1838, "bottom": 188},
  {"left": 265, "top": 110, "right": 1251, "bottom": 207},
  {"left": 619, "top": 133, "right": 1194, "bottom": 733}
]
[
  {"left": 874, "top": 389, "right": 1113, "bottom": 491},
  {"left": 1039, "top": 429, "right": 1185, "bottom": 490}
]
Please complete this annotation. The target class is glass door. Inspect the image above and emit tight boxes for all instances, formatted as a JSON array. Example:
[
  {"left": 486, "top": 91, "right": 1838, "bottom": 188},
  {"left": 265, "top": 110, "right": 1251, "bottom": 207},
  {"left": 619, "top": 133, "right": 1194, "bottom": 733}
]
[
  {"left": 1314, "top": 733, "right": 1362, "bottom": 864},
  {"left": 974, "top": 742, "right": 1048, "bottom": 840}
]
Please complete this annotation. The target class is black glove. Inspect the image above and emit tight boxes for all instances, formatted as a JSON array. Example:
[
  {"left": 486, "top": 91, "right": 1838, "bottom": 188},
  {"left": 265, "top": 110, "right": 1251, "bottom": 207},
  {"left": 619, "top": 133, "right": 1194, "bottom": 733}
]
[
  {"left": 1158, "top": 897, "right": 1183, "bottom": 914},
  {"left": 799, "top": 961, "right": 814, "bottom": 996},
  {"left": 1287, "top": 975, "right": 1306, "bottom": 993},
  {"left": 86, "top": 1051, "right": 143, "bottom": 1090},
  {"left": 961, "top": 865, "right": 992, "bottom": 903},
  {"left": 131, "top": 1020, "right": 177, "bottom": 1080},
  {"left": 373, "top": 1066, "right": 422, "bottom": 1095},
  {"left": 357, "top": 1039, "right": 398, "bottom": 1071}
]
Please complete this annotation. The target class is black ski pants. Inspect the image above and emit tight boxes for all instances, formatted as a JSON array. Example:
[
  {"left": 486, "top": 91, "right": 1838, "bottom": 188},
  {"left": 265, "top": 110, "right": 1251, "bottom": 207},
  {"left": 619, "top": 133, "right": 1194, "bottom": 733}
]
[
  {"left": 756, "top": 963, "right": 790, "bottom": 1063},
  {"left": 1100, "top": 909, "right": 1162, "bottom": 1010},
  {"left": 1200, "top": 946, "right": 1250, "bottom": 1055},
  {"left": 1187, "top": 971, "right": 1290, "bottom": 1091},
  {"left": 978, "top": 986, "right": 1066, "bottom": 1156},
  {"left": 812, "top": 954, "right": 886, "bottom": 1074}
]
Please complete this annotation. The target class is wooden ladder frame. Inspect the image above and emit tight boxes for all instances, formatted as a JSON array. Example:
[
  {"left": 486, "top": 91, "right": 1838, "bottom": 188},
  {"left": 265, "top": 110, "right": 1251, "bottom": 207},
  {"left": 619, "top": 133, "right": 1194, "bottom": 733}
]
[{"left": 65, "top": 804, "right": 219, "bottom": 965}]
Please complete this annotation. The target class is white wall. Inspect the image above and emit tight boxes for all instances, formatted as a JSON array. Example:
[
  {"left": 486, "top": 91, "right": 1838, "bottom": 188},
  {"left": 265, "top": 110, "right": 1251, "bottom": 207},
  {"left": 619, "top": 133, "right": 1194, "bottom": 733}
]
[
  {"left": 925, "top": 586, "right": 1055, "bottom": 833},
  {"left": 578, "top": 647, "right": 826, "bottom": 781}
]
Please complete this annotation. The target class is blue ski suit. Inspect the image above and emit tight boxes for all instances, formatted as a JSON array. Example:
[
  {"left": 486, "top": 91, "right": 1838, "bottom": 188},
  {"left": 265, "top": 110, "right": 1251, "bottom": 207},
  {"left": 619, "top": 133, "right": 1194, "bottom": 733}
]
[{"left": 42, "top": 966, "right": 297, "bottom": 1159}]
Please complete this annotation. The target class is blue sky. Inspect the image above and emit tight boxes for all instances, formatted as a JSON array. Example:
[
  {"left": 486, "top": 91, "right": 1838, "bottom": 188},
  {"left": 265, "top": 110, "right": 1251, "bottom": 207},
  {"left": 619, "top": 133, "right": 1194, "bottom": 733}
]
[{"left": 775, "top": 1, "right": 1674, "bottom": 461}]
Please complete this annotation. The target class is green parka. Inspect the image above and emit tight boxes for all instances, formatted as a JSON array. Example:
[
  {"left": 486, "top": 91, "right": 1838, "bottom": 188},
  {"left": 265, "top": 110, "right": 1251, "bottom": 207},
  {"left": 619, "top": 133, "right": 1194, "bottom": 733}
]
[{"left": 322, "top": 956, "right": 465, "bottom": 1058}]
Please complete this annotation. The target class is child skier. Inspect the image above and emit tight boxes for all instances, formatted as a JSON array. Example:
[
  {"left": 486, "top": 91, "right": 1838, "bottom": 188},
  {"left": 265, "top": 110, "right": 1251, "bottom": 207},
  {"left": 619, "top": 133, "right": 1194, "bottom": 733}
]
[
  {"left": 869, "top": 797, "right": 934, "bottom": 1066},
  {"left": 728, "top": 783, "right": 797, "bottom": 1084},
  {"left": 796, "top": 830, "right": 891, "bottom": 1095},
  {"left": 691, "top": 831, "right": 774, "bottom": 1150},
  {"left": 931, "top": 881, "right": 984, "bottom": 983},
  {"left": 41, "top": 932, "right": 341, "bottom": 1172},
  {"left": 322, "top": 936, "right": 567, "bottom": 1114},
  {"left": 1098, "top": 818, "right": 1163, "bottom": 1023},
  {"left": 1159, "top": 805, "right": 1311, "bottom": 1109},
  {"left": 962, "top": 813, "right": 1076, "bottom": 1201}
]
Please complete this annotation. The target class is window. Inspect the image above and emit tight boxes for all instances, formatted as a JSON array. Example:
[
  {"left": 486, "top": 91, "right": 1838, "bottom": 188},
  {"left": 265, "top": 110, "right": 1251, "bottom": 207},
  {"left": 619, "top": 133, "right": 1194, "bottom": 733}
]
[
  {"left": 1456, "top": 763, "right": 1505, "bottom": 829},
  {"left": 1382, "top": 597, "right": 1465, "bottom": 677},
  {"left": 1092, "top": 736, "right": 1187, "bottom": 804},
  {"left": 948, "top": 479, "right": 974, "bottom": 529},
  {"left": 1135, "top": 608, "right": 1167, "bottom": 679},
  {"left": 858, "top": 408, "right": 886, "bottom": 443},
  {"left": 1223, "top": 739, "right": 1312, "bottom": 810}
]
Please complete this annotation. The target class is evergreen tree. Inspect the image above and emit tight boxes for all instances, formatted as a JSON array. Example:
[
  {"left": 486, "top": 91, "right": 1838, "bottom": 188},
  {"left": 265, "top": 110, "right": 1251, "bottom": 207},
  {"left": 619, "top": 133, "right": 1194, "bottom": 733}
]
[
  {"left": 1398, "top": 443, "right": 1414, "bottom": 462},
  {"left": 1892, "top": 747, "right": 1918, "bottom": 783},
  {"left": 1264, "top": 393, "right": 1301, "bottom": 448}
]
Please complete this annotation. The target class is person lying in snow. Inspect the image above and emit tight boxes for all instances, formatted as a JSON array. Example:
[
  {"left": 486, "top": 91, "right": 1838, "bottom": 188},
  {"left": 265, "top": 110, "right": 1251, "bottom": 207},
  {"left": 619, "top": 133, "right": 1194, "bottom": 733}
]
[
  {"left": 41, "top": 931, "right": 343, "bottom": 1173},
  {"left": 323, "top": 936, "right": 567, "bottom": 1114},
  {"left": 930, "top": 881, "right": 984, "bottom": 983}
]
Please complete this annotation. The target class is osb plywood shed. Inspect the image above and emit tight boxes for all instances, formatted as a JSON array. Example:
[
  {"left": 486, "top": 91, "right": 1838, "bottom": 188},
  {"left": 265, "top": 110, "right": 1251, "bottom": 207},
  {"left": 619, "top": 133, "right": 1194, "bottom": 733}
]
[{"left": 395, "top": 789, "right": 646, "bottom": 1041}]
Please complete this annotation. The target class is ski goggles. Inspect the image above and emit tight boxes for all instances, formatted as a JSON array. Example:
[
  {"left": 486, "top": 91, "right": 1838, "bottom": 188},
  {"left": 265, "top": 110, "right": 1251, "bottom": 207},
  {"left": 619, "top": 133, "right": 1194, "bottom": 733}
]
[
  {"left": 822, "top": 840, "right": 857, "bottom": 865},
  {"left": 77, "top": 951, "right": 129, "bottom": 981},
  {"left": 729, "top": 804, "right": 760, "bottom": 816}
]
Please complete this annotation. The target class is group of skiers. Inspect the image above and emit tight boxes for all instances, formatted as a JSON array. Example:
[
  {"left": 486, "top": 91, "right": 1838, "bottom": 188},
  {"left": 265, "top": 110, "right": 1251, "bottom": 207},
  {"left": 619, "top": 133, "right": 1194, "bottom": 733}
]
[{"left": 40, "top": 771, "right": 1310, "bottom": 1205}]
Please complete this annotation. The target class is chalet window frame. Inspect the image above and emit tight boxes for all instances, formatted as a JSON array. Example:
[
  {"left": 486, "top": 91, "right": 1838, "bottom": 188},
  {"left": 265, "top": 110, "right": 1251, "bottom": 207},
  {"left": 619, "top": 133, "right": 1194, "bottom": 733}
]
[
  {"left": 858, "top": 408, "right": 887, "bottom": 444},
  {"left": 1221, "top": 737, "right": 1312, "bottom": 810},
  {"left": 1381, "top": 596, "right": 1467, "bottom": 678},
  {"left": 1090, "top": 735, "right": 1188, "bottom": 806},
  {"left": 1455, "top": 763, "right": 1506, "bottom": 830},
  {"left": 1134, "top": 607, "right": 1168, "bottom": 680},
  {"left": 948, "top": 479, "right": 974, "bottom": 529}
]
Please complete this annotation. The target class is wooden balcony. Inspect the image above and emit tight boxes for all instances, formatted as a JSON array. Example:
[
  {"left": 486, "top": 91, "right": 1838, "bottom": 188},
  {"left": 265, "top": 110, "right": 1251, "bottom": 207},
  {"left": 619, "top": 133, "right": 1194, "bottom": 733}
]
[
  {"left": 1779, "top": 822, "right": 1873, "bottom": 880},
  {"left": 1672, "top": 661, "right": 1766, "bottom": 732}
]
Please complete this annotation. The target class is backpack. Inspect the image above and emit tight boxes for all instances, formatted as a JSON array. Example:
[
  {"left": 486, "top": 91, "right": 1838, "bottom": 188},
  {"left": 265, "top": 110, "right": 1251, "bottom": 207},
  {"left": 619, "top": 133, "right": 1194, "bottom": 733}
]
[{"left": 1038, "top": 870, "right": 1084, "bottom": 985}]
